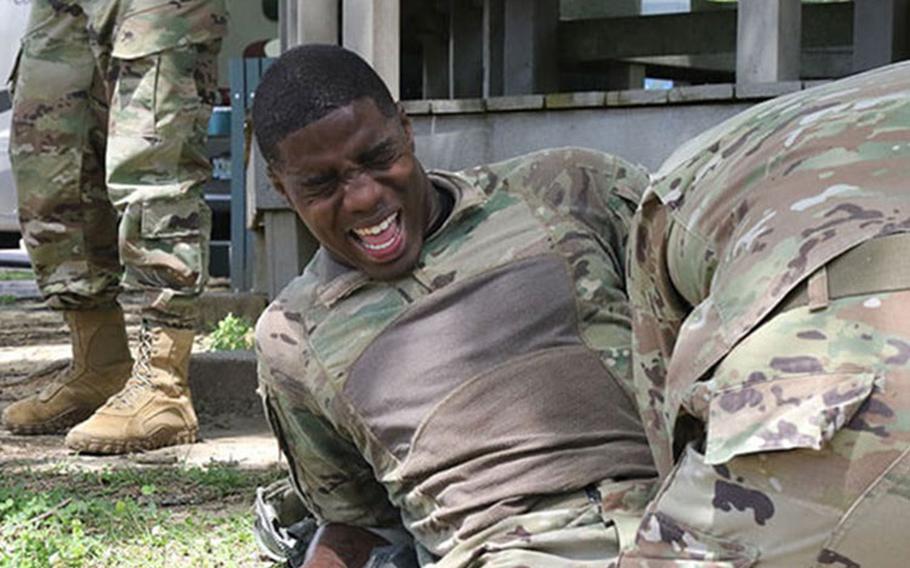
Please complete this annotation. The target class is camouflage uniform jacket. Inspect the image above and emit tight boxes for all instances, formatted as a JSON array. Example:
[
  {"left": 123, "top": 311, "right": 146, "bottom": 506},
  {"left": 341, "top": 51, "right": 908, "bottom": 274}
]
[
  {"left": 628, "top": 61, "right": 910, "bottom": 477},
  {"left": 256, "top": 148, "right": 657, "bottom": 558}
]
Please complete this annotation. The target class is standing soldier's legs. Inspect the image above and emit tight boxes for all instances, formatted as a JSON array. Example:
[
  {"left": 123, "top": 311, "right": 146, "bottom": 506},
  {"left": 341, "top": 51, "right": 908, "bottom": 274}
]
[
  {"left": 64, "top": 40, "right": 220, "bottom": 453},
  {"left": 2, "top": 1, "right": 133, "bottom": 435},
  {"left": 620, "top": 287, "right": 910, "bottom": 567}
]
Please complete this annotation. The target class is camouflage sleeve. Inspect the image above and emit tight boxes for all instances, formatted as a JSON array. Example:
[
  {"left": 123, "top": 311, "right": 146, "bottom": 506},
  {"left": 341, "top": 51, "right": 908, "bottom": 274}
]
[
  {"left": 666, "top": 216, "right": 717, "bottom": 308},
  {"left": 258, "top": 362, "right": 402, "bottom": 529},
  {"left": 509, "top": 148, "right": 648, "bottom": 274},
  {"left": 627, "top": 190, "right": 694, "bottom": 477}
]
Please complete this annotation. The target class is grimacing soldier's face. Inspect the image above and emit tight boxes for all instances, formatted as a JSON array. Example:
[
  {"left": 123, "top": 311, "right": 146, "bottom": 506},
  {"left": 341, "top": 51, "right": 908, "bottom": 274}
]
[{"left": 267, "top": 98, "right": 436, "bottom": 280}]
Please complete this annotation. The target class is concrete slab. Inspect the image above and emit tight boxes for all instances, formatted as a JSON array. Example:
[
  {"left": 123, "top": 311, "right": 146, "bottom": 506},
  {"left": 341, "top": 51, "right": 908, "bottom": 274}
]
[
  {"left": 400, "top": 100, "right": 431, "bottom": 115},
  {"left": 606, "top": 88, "right": 669, "bottom": 107},
  {"left": 544, "top": 91, "right": 606, "bottom": 109},
  {"left": 485, "top": 95, "right": 545, "bottom": 112},
  {"left": 668, "top": 83, "right": 735, "bottom": 103},
  {"left": 430, "top": 98, "right": 485, "bottom": 114},
  {"left": 189, "top": 349, "right": 261, "bottom": 419},
  {"left": 735, "top": 80, "right": 802, "bottom": 99}
]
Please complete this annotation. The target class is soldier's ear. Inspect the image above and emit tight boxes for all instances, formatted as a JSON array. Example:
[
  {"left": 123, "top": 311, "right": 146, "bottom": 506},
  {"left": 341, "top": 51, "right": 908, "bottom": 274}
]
[{"left": 396, "top": 103, "right": 415, "bottom": 152}]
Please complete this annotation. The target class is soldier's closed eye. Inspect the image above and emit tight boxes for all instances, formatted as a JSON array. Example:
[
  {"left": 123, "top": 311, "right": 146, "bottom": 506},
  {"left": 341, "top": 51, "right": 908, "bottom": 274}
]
[
  {"left": 360, "top": 140, "right": 399, "bottom": 169},
  {"left": 299, "top": 175, "right": 338, "bottom": 199}
]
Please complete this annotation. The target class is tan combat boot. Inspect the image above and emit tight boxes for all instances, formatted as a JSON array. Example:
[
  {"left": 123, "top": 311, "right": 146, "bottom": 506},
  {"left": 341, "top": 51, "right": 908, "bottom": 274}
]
[
  {"left": 2, "top": 307, "right": 133, "bottom": 434},
  {"left": 65, "top": 323, "right": 198, "bottom": 454}
]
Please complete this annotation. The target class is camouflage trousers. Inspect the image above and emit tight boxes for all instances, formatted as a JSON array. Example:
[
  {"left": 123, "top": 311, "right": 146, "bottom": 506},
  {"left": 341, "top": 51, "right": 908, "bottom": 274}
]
[
  {"left": 430, "top": 479, "right": 655, "bottom": 568},
  {"left": 8, "top": 0, "right": 223, "bottom": 327},
  {"left": 619, "top": 287, "right": 910, "bottom": 567}
]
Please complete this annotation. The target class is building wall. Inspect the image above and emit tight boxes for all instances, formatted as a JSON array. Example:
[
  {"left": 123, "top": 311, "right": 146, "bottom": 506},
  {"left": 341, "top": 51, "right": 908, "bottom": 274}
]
[{"left": 410, "top": 102, "right": 751, "bottom": 172}]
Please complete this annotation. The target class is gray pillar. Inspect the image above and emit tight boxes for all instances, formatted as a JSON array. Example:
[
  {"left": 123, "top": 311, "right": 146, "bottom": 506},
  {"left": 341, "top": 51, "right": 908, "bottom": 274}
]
[
  {"left": 343, "top": 0, "right": 401, "bottom": 100},
  {"left": 279, "top": 0, "right": 294, "bottom": 51},
  {"left": 853, "top": 0, "right": 910, "bottom": 73},
  {"left": 607, "top": 62, "right": 645, "bottom": 90},
  {"left": 280, "top": 0, "right": 339, "bottom": 50},
  {"left": 736, "top": 0, "right": 801, "bottom": 83},
  {"left": 450, "top": 0, "right": 484, "bottom": 98},
  {"left": 501, "top": 0, "right": 559, "bottom": 95}
]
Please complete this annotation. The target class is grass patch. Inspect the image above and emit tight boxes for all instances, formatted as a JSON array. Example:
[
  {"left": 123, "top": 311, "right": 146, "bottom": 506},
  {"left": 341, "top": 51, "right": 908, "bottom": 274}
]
[
  {"left": 0, "top": 270, "right": 34, "bottom": 282},
  {"left": 0, "top": 296, "right": 15, "bottom": 305},
  {"left": 0, "top": 464, "right": 285, "bottom": 567}
]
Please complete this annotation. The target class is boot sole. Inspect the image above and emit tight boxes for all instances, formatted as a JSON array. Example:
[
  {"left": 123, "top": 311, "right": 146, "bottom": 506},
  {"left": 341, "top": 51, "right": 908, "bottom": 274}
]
[
  {"left": 66, "top": 428, "right": 198, "bottom": 455},
  {"left": 4, "top": 407, "right": 97, "bottom": 436}
]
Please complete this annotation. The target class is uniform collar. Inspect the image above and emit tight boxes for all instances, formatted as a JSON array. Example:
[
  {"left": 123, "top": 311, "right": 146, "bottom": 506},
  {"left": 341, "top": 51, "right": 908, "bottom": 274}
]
[{"left": 314, "top": 170, "right": 487, "bottom": 307}]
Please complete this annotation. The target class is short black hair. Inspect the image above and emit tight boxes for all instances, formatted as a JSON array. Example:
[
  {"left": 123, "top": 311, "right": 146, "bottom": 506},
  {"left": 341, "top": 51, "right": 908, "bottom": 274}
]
[{"left": 252, "top": 44, "right": 398, "bottom": 165}]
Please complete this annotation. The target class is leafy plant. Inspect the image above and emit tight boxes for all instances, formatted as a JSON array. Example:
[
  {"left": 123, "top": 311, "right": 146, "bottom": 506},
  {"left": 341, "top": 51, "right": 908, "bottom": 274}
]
[{"left": 207, "top": 312, "right": 255, "bottom": 351}]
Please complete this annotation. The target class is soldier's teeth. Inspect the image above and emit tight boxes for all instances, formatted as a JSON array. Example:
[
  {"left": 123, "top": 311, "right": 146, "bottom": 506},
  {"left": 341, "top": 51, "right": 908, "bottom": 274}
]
[
  {"left": 353, "top": 213, "right": 397, "bottom": 237},
  {"left": 363, "top": 239, "right": 396, "bottom": 251}
]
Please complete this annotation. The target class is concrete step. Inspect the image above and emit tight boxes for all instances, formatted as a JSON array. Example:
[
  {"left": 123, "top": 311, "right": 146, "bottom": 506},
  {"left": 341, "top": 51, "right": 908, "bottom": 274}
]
[{"left": 189, "top": 349, "right": 261, "bottom": 420}]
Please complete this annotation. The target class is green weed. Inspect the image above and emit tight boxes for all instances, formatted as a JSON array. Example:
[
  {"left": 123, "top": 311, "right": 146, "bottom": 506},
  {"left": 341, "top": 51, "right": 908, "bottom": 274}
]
[{"left": 207, "top": 313, "right": 255, "bottom": 351}]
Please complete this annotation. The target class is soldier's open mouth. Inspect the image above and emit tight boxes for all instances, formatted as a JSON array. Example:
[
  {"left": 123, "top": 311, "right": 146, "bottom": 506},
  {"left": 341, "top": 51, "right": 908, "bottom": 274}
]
[{"left": 350, "top": 211, "right": 405, "bottom": 261}]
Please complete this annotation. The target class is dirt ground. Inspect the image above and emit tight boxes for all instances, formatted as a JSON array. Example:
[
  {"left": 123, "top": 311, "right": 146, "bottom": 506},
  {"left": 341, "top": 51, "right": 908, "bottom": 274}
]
[{"left": 0, "top": 272, "right": 282, "bottom": 472}]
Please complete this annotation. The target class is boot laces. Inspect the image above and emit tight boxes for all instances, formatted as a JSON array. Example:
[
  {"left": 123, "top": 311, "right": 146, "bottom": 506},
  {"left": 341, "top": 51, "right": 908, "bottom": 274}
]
[{"left": 108, "top": 325, "right": 155, "bottom": 409}]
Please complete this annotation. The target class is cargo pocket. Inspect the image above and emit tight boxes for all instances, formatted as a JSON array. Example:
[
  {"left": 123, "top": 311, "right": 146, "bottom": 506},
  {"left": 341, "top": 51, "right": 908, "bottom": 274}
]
[
  {"left": 622, "top": 372, "right": 880, "bottom": 567},
  {"left": 119, "top": 197, "right": 208, "bottom": 291},
  {"left": 618, "top": 446, "right": 759, "bottom": 568},
  {"left": 144, "top": 197, "right": 208, "bottom": 288},
  {"left": 702, "top": 372, "right": 877, "bottom": 465},
  {"left": 815, "top": 444, "right": 910, "bottom": 568},
  {"left": 140, "top": 198, "right": 205, "bottom": 240}
]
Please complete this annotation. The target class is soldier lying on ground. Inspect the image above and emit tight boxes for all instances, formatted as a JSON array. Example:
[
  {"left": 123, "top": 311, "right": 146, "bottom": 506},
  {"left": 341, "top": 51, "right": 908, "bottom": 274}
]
[
  {"left": 250, "top": 44, "right": 657, "bottom": 568},
  {"left": 621, "top": 61, "right": 910, "bottom": 567}
]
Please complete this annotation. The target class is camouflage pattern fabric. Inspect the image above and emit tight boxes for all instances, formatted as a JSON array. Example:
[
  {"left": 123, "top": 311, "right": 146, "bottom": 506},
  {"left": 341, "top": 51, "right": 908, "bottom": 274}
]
[
  {"left": 257, "top": 148, "right": 657, "bottom": 566},
  {"left": 430, "top": 479, "right": 654, "bottom": 568},
  {"left": 622, "top": 62, "right": 910, "bottom": 566},
  {"left": 8, "top": 0, "right": 227, "bottom": 327}
]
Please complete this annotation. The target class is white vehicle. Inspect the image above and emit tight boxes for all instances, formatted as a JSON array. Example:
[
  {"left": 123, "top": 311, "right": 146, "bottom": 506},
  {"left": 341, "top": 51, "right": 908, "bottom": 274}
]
[{"left": 0, "top": 0, "right": 31, "bottom": 247}]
